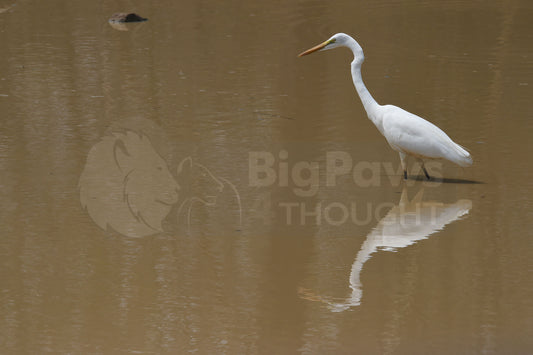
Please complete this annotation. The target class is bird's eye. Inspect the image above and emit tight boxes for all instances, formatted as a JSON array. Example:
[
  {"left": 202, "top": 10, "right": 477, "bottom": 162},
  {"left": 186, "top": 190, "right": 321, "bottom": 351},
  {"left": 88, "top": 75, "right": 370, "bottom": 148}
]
[{"left": 329, "top": 39, "right": 336, "bottom": 44}]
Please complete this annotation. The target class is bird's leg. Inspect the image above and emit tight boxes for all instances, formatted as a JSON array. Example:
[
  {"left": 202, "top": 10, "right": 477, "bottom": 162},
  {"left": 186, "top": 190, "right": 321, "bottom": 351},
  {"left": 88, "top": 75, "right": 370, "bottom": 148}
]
[
  {"left": 399, "top": 152, "right": 407, "bottom": 180},
  {"left": 421, "top": 161, "right": 431, "bottom": 180}
]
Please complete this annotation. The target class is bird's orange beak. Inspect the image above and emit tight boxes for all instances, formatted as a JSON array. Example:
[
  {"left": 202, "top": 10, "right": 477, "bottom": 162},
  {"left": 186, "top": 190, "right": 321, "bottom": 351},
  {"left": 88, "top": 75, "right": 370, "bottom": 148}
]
[{"left": 298, "top": 40, "right": 330, "bottom": 57}]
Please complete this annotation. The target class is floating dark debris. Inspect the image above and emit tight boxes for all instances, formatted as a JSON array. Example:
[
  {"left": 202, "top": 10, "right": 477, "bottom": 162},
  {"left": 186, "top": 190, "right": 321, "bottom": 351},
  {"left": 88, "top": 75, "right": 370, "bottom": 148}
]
[{"left": 108, "top": 13, "right": 147, "bottom": 23}]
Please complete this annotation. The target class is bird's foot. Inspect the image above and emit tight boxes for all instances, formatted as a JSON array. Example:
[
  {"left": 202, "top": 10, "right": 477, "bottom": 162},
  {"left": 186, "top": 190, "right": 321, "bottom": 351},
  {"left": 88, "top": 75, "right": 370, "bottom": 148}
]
[{"left": 422, "top": 166, "right": 431, "bottom": 180}]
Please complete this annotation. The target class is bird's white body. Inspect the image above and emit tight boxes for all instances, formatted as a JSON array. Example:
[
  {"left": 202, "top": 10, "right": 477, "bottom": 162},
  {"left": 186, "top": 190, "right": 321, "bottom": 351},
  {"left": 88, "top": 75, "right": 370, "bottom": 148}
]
[
  {"left": 376, "top": 104, "right": 472, "bottom": 166},
  {"left": 299, "top": 33, "right": 472, "bottom": 179}
]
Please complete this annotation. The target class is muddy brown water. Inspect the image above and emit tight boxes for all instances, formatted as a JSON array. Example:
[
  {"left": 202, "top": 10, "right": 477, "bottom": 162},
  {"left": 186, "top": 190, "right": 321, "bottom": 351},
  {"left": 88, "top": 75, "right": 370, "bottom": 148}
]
[{"left": 0, "top": 0, "right": 532, "bottom": 353}]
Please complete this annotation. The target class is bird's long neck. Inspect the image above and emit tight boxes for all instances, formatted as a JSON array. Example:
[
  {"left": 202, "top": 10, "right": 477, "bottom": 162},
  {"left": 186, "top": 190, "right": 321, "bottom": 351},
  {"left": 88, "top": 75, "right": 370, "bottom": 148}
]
[{"left": 347, "top": 39, "right": 383, "bottom": 133}]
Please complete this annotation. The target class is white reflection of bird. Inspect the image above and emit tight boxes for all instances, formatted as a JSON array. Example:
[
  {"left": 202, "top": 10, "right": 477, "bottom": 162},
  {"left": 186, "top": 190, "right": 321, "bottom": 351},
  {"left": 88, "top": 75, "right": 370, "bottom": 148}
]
[
  {"left": 299, "top": 33, "right": 472, "bottom": 180},
  {"left": 299, "top": 188, "right": 472, "bottom": 312}
]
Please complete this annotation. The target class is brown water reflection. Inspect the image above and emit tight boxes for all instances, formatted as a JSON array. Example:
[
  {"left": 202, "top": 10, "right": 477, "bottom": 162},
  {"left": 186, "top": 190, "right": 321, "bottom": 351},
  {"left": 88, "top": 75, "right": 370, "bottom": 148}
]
[{"left": 0, "top": 0, "right": 532, "bottom": 353}]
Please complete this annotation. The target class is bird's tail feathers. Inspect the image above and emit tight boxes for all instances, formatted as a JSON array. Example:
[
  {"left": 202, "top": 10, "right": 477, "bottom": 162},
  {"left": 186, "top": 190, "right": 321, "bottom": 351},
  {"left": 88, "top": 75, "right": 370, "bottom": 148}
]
[{"left": 450, "top": 142, "right": 473, "bottom": 167}]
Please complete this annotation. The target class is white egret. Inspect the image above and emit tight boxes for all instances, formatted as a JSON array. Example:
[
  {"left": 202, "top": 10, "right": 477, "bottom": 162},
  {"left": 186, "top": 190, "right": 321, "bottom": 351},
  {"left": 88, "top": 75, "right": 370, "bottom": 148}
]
[{"left": 299, "top": 33, "right": 472, "bottom": 180}]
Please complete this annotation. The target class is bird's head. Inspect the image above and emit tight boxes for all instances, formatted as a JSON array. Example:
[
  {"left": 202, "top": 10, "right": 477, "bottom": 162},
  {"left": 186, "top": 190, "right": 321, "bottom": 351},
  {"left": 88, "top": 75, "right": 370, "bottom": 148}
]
[{"left": 298, "top": 33, "right": 363, "bottom": 60}]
